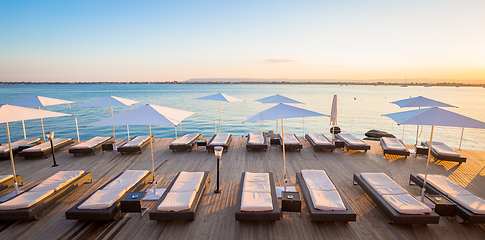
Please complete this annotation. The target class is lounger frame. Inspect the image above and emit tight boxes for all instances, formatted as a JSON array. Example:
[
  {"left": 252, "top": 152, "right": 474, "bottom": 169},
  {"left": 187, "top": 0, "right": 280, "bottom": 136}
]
[
  {"left": 305, "top": 134, "right": 336, "bottom": 152},
  {"left": 336, "top": 134, "right": 370, "bottom": 152},
  {"left": 18, "top": 138, "right": 77, "bottom": 159},
  {"left": 235, "top": 172, "right": 281, "bottom": 221},
  {"left": 118, "top": 136, "right": 154, "bottom": 154},
  {"left": 409, "top": 174, "right": 485, "bottom": 223},
  {"left": 169, "top": 134, "right": 202, "bottom": 152},
  {"left": 296, "top": 172, "right": 356, "bottom": 222},
  {"left": 353, "top": 173, "right": 439, "bottom": 224},
  {"left": 206, "top": 134, "right": 232, "bottom": 152},
  {"left": 421, "top": 142, "right": 466, "bottom": 164},
  {"left": 0, "top": 175, "right": 23, "bottom": 192},
  {"left": 65, "top": 171, "right": 152, "bottom": 221},
  {"left": 0, "top": 139, "right": 44, "bottom": 160},
  {"left": 149, "top": 171, "right": 210, "bottom": 220},
  {"left": 0, "top": 172, "right": 92, "bottom": 220},
  {"left": 246, "top": 133, "right": 268, "bottom": 151},
  {"left": 69, "top": 137, "right": 114, "bottom": 156},
  {"left": 380, "top": 138, "right": 410, "bottom": 158},
  {"left": 278, "top": 134, "right": 302, "bottom": 151}
]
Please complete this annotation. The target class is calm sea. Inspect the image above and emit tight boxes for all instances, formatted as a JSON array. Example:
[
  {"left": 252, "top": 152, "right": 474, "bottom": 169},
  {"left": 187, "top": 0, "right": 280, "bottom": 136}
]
[{"left": 1, "top": 84, "right": 484, "bottom": 150}]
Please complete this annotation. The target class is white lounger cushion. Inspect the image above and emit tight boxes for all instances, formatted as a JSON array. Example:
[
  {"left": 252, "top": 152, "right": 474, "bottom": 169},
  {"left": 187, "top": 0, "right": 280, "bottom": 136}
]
[
  {"left": 382, "top": 194, "right": 432, "bottom": 214},
  {"left": 427, "top": 142, "right": 460, "bottom": 157},
  {"left": 170, "top": 134, "right": 199, "bottom": 145},
  {"left": 307, "top": 134, "right": 332, "bottom": 145},
  {"left": 21, "top": 138, "right": 70, "bottom": 152},
  {"left": 243, "top": 172, "right": 271, "bottom": 193},
  {"left": 70, "top": 137, "right": 110, "bottom": 149},
  {"left": 241, "top": 192, "right": 273, "bottom": 211},
  {"left": 248, "top": 132, "right": 265, "bottom": 145},
  {"left": 78, "top": 189, "right": 126, "bottom": 209},
  {"left": 104, "top": 170, "right": 149, "bottom": 191},
  {"left": 0, "top": 138, "right": 40, "bottom": 152},
  {"left": 0, "top": 175, "right": 13, "bottom": 183},
  {"left": 170, "top": 171, "right": 204, "bottom": 192},
  {"left": 310, "top": 189, "right": 346, "bottom": 211},
  {"left": 158, "top": 191, "right": 197, "bottom": 212},
  {"left": 449, "top": 195, "right": 485, "bottom": 214},
  {"left": 123, "top": 136, "right": 150, "bottom": 147},
  {"left": 281, "top": 133, "right": 299, "bottom": 144},
  {"left": 208, "top": 133, "right": 231, "bottom": 145},
  {"left": 31, "top": 170, "right": 84, "bottom": 192},
  {"left": 302, "top": 170, "right": 336, "bottom": 191},
  {"left": 361, "top": 173, "right": 408, "bottom": 195},
  {"left": 338, "top": 133, "right": 367, "bottom": 146},
  {"left": 381, "top": 137, "right": 407, "bottom": 151},
  {"left": 0, "top": 190, "right": 54, "bottom": 210}
]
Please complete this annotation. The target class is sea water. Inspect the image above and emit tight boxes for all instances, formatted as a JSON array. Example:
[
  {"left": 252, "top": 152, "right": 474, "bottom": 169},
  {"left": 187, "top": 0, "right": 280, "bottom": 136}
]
[{"left": 1, "top": 84, "right": 484, "bottom": 150}]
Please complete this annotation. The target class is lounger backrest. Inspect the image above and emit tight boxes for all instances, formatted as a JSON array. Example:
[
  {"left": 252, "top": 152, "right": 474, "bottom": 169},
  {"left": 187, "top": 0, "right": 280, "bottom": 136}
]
[
  {"left": 123, "top": 136, "right": 150, "bottom": 147},
  {"left": 209, "top": 133, "right": 231, "bottom": 145},
  {"left": 157, "top": 171, "right": 205, "bottom": 212},
  {"left": 71, "top": 137, "right": 110, "bottom": 149},
  {"left": 301, "top": 170, "right": 345, "bottom": 211},
  {"left": 0, "top": 175, "right": 13, "bottom": 183},
  {"left": 338, "top": 133, "right": 366, "bottom": 146},
  {"left": 248, "top": 132, "right": 265, "bottom": 145},
  {"left": 280, "top": 133, "right": 299, "bottom": 144},
  {"left": 381, "top": 137, "right": 407, "bottom": 151},
  {"left": 171, "top": 134, "right": 199, "bottom": 145},
  {"left": 22, "top": 138, "right": 70, "bottom": 152},
  {"left": 241, "top": 172, "right": 273, "bottom": 211},
  {"left": 307, "top": 134, "right": 331, "bottom": 145},
  {"left": 0, "top": 138, "right": 40, "bottom": 152},
  {"left": 31, "top": 170, "right": 85, "bottom": 192},
  {"left": 425, "top": 142, "right": 460, "bottom": 157}
]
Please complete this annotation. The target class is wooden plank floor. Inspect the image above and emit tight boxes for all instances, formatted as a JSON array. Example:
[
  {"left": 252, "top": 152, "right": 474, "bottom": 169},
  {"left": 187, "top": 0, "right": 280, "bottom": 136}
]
[{"left": 0, "top": 136, "right": 484, "bottom": 240}]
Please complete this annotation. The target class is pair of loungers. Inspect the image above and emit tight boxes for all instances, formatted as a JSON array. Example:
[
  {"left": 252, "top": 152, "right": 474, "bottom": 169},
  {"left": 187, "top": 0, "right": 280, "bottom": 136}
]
[
  {"left": 69, "top": 136, "right": 114, "bottom": 155},
  {"left": 409, "top": 174, "right": 485, "bottom": 223},
  {"left": 18, "top": 138, "right": 77, "bottom": 159},
  {"left": 0, "top": 170, "right": 92, "bottom": 220},
  {"left": 0, "top": 138, "right": 43, "bottom": 159},
  {"left": 421, "top": 141, "right": 467, "bottom": 163}
]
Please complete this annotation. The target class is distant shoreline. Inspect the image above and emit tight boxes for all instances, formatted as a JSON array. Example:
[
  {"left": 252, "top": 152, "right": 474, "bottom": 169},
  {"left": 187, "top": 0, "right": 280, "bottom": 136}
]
[{"left": 1, "top": 81, "right": 484, "bottom": 87}]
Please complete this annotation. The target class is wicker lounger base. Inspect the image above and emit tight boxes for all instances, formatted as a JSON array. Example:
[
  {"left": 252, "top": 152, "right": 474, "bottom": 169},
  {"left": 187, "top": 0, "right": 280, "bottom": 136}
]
[
  {"left": 149, "top": 171, "right": 210, "bottom": 220},
  {"left": 353, "top": 174, "right": 439, "bottom": 224},
  {"left": 169, "top": 134, "right": 202, "bottom": 152},
  {"left": 409, "top": 174, "right": 485, "bottom": 223},
  {"left": 118, "top": 136, "right": 154, "bottom": 154},
  {"left": 69, "top": 137, "right": 114, "bottom": 156},
  {"left": 65, "top": 171, "right": 153, "bottom": 221},
  {"left": 0, "top": 172, "right": 92, "bottom": 220},
  {"left": 305, "top": 134, "right": 335, "bottom": 152},
  {"left": 0, "top": 175, "right": 23, "bottom": 192},
  {"left": 235, "top": 172, "right": 281, "bottom": 221},
  {"left": 18, "top": 139, "right": 77, "bottom": 159},
  {"left": 296, "top": 173, "right": 356, "bottom": 222}
]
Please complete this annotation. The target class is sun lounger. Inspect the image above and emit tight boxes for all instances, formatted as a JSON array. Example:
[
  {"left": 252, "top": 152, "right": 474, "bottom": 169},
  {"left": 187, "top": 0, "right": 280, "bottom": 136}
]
[
  {"left": 336, "top": 133, "right": 370, "bottom": 152},
  {"left": 0, "top": 171, "right": 92, "bottom": 220},
  {"left": 0, "top": 138, "right": 43, "bottom": 159},
  {"left": 246, "top": 132, "right": 268, "bottom": 151},
  {"left": 206, "top": 133, "right": 232, "bottom": 152},
  {"left": 149, "top": 171, "right": 210, "bottom": 220},
  {"left": 18, "top": 138, "right": 77, "bottom": 159},
  {"left": 69, "top": 136, "right": 114, "bottom": 156},
  {"left": 278, "top": 133, "right": 302, "bottom": 151},
  {"left": 353, "top": 172, "right": 439, "bottom": 224},
  {"left": 118, "top": 135, "right": 154, "bottom": 154},
  {"left": 421, "top": 141, "right": 466, "bottom": 164},
  {"left": 380, "top": 137, "right": 410, "bottom": 158},
  {"left": 65, "top": 170, "right": 152, "bottom": 221},
  {"left": 235, "top": 172, "right": 281, "bottom": 221},
  {"left": 0, "top": 175, "right": 23, "bottom": 192},
  {"left": 169, "top": 133, "right": 202, "bottom": 152},
  {"left": 305, "top": 133, "right": 336, "bottom": 152},
  {"left": 409, "top": 174, "right": 485, "bottom": 223},
  {"left": 296, "top": 170, "right": 356, "bottom": 222}
]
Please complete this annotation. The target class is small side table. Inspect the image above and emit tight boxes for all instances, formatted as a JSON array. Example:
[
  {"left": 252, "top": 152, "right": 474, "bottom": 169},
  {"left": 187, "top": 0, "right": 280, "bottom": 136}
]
[
  {"left": 282, "top": 191, "right": 301, "bottom": 212},
  {"left": 334, "top": 140, "right": 345, "bottom": 148},
  {"left": 121, "top": 192, "right": 148, "bottom": 216},
  {"left": 415, "top": 145, "right": 429, "bottom": 156},
  {"left": 102, "top": 142, "right": 115, "bottom": 151},
  {"left": 270, "top": 138, "right": 280, "bottom": 146},
  {"left": 196, "top": 139, "right": 207, "bottom": 147},
  {"left": 425, "top": 195, "right": 457, "bottom": 217}
]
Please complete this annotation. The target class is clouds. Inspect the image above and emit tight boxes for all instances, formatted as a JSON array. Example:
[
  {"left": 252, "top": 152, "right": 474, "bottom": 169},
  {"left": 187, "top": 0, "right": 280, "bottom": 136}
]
[{"left": 264, "top": 59, "right": 298, "bottom": 64}]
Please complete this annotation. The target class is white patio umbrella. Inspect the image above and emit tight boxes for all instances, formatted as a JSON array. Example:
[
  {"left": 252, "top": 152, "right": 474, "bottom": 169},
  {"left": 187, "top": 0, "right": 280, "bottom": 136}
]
[
  {"left": 195, "top": 93, "right": 243, "bottom": 134},
  {"left": 9, "top": 96, "right": 75, "bottom": 141},
  {"left": 244, "top": 103, "right": 327, "bottom": 191},
  {"left": 87, "top": 104, "right": 195, "bottom": 196},
  {"left": 0, "top": 104, "right": 71, "bottom": 194},
  {"left": 383, "top": 107, "right": 485, "bottom": 201},
  {"left": 391, "top": 96, "right": 457, "bottom": 145},
  {"left": 330, "top": 95, "right": 338, "bottom": 142},
  {"left": 79, "top": 96, "right": 139, "bottom": 140},
  {"left": 255, "top": 94, "right": 303, "bottom": 133}
]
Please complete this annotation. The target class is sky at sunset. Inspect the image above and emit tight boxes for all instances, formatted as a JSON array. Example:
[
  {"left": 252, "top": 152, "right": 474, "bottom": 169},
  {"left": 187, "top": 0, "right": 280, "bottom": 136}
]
[{"left": 1, "top": 0, "right": 484, "bottom": 83}]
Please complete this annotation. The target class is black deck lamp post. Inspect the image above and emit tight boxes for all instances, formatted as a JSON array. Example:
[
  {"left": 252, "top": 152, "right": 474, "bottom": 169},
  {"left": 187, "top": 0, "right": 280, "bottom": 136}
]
[
  {"left": 46, "top": 131, "right": 58, "bottom": 167},
  {"left": 214, "top": 146, "right": 223, "bottom": 193}
]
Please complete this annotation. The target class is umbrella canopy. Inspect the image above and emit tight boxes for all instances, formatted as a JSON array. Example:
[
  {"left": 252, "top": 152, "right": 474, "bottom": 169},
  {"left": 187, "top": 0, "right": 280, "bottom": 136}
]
[
  {"left": 87, "top": 104, "right": 195, "bottom": 195},
  {"left": 391, "top": 96, "right": 456, "bottom": 108},
  {"left": 195, "top": 93, "right": 243, "bottom": 134},
  {"left": 9, "top": 96, "right": 75, "bottom": 141},
  {"left": 0, "top": 104, "right": 71, "bottom": 194},
  {"left": 79, "top": 96, "right": 140, "bottom": 140},
  {"left": 383, "top": 107, "right": 485, "bottom": 201},
  {"left": 255, "top": 94, "right": 303, "bottom": 104},
  {"left": 244, "top": 103, "right": 327, "bottom": 191}
]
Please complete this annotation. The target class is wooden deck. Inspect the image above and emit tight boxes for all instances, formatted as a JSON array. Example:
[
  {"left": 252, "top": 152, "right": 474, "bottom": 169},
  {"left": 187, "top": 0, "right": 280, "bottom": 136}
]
[{"left": 1, "top": 136, "right": 484, "bottom": 239}]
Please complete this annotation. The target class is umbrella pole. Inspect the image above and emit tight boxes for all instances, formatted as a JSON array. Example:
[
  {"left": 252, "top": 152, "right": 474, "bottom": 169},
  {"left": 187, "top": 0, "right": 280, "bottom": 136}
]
[
  {"left": 22, "top": 120, "right": 26, "bottom": 139},
  {"left": 149, "top": 125, "right": 156, "bottom": 194},
  {"left": 174, "top": 126, "right": 177, "bottom": 138},
  {"left": 415, "top": 125, "right": 419, "bottom": 146},
  {"left": 75, "top": 118, "right": 80, "bottom": 142},
  {"left": 219, "top": 101, "right": 221, "bottom": 134},
  {"left": 111, "top": 106, "right": 116, "bottom": 140},
  {"left": 458, "top": 127, "right": 464, "bottom": 150},
  {"left": 6, "top": 123, "right": 19, "bottom": 194},
  {"left": 39, "top": 107, "right": 45, "bottom": 141},
  {"left": 281, "top": 119, "right": 287, "bottom": 191},
  {"left": 421, "top": 125, "right": 434, "bottom": 202}
]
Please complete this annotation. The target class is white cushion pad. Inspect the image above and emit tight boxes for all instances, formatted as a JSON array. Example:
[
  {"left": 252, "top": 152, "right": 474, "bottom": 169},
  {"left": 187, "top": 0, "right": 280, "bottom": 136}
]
[
  {"left": 310, "top": 189, "right": 347, "bottom": 211},
  {"left": 281, "top": 133, "right": 299, "bottom": 144},
  {"left": 208, "top": 133, "right": 231, "bottom": 145},
  {"left": 71, "top": 137, "right": 110, "bottom": 149},
  {"left": 124, "top": 136, "right": 150, "bottom": 147},
  {"left": 157, "top": 191, "right": 197, "bottom": 212},
  {"left": 78, "top": 189, "right": 126, "bottom": 209},
  {"left": 248, "top": 132, "right": 265, "bottom": 145},
  {"left": 104, "top": 170, "right": 148, "bottom": 191},
  {"left": 170, "top": 172, "right": 204, "bottom": 192},
  {"left": 171, "top": 134, "right": 199, "bottom": 145},
  {"left": 361, "top": 173, "right": 408, "bottom": 195},
  {"left": 307, "top": 134, "right": 332, "bottom": 145},
  {"left": 0, "top": 190, "right": 54, "bottom": 210},
  {"left": 241, "top": 192, "right": 273, "bottom": 211},
  {"left": 382, "top": 137, "right": 407, "bottom": 151},
  {"left": 338, "top": 133, "right": 366, "bottom": 146},
  {"left": 31, "top": 170, "right": 84, "bottom": 192},
  {"left": 302, "top": 169, "right": 336, "bottom": 191},
  {"left": 382, "top": 194, "right": 432, "bottom": 214}
]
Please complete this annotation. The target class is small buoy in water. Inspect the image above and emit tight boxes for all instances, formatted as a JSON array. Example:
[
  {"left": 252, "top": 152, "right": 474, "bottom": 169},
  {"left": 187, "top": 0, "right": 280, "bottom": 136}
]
[{"left": 354, "top": 97, "right": 356, "bottom": 100}]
